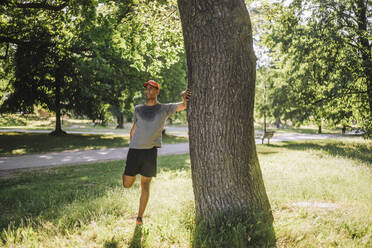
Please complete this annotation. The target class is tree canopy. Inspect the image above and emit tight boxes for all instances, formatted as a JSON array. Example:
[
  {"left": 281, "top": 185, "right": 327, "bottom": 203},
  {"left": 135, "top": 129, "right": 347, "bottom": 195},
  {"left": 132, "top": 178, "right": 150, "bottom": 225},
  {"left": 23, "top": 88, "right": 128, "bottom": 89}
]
[
  {"left": 0, "top": 0, "right": 185, "bottom": 133},
  {"left": 2, "top": 0, "right": 370, "bottom": 136},
  {"left": 254, "top": 0, "right": 371, "bottom": 135}
]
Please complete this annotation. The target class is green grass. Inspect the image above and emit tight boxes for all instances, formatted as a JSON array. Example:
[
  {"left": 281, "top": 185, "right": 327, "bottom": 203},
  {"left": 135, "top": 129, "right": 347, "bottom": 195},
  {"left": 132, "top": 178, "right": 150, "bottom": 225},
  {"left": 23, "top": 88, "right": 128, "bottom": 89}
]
[
  {"left": 261, "top": 139, "right": 371, "bottom": 247},
  {"left": 0, "top": 114, "right": 110, "bottom": 129},
  {"left": 0, "top": 115, "right": 28, "bottom": 127},
  {"left": 254, "top": 126, "right": 342, "bottom": 135},
  {"left": 0, "top": 132, "right": 188, "bottom": 156},
  {"left": 0, "top": 114, "right": 185, "bottom": 131},
  {"left": 0, "top": 139, "right": 371, "bottom": 247}
]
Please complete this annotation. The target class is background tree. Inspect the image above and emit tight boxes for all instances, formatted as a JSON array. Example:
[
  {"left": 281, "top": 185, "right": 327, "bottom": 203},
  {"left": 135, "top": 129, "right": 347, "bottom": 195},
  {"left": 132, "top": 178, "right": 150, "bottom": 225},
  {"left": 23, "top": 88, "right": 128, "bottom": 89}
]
[
  {"left": 0, "top": 1, "right": 81, "bottom": 135},
  {"left": 178, "top": 0, "right": 275, "bottom": 246},
  {"left": 157, "top": 54, "right": 187, "bottom": 124},
  {"left": 259, "top": 0, "right": 371, "bottom": 135},
  {"left": 255, "top": 66, "right": 278, "bottom": 130},
  {"left": 0, "top": 43, "right": 14, "bottom": 108},
  {"left": 0, "top": 0, "right": 186, "bottom": 132},
  {"left": 107, "top": 0, "right": 184, "bottom": 127}
]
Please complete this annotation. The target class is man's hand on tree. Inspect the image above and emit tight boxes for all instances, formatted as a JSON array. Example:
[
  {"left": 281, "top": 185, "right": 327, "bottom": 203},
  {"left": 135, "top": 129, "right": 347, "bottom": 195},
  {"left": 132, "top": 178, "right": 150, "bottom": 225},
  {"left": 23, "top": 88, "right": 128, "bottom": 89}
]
[{"left": 182, "top": 89, "right": 192, "bottom": 101}]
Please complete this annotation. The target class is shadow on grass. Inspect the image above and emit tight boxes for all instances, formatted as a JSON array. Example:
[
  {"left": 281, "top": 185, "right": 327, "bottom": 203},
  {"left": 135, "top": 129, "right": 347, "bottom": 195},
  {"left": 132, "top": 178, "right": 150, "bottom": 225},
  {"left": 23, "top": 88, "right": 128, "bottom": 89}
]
[
  {"left": 162, "top": 134, "right": 188, "bottom": 144},
  {"left": 271, "top": 140, "right": 372, "bottom": 165},
  {"left": 256, "top": 144, "right": 279, "bottom": 156},
  {"left": 191, "top": 210, "right": 276, "bottom": 248},
  {"left": 157, "top": 154, "right": 191, "bottom": 173},
  {"left": 257, "top": 150, "right": 279, "bottom": 156},
  {"left": 0, "top": 154, "right": 190, "bottom": 235},
  {"left": 255, "top": 127, "right": 338, "bottom": 135},
  {"left": 129, "top": 225, "right": 148, "bottom": 248},
  {"left": 0, "top": 132, "right": 129, "bottom": 156},
  {"left": 0, "top": 132, "right": 188, "bottom": 156},
  {"left": 103, "top": 237, "right": 119, "bottom": 248},
  {"left": 0, "top": 161, "right": 124, "bottom": 231}
]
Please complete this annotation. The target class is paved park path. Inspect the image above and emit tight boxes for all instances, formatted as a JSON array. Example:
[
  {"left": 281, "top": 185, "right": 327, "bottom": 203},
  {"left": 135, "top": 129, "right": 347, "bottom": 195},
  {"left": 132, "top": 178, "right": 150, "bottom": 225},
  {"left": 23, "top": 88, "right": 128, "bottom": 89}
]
[{"left": 0, "top": 127, "right": 340, "bottom": 176}]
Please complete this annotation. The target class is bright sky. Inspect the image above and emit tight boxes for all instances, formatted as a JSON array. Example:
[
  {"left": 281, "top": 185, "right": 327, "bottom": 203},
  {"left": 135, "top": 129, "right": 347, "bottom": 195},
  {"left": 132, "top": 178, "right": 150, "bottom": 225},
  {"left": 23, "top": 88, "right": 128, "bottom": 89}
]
[{"left": 247, "top": 0, "right": 307, "bottom": 68}]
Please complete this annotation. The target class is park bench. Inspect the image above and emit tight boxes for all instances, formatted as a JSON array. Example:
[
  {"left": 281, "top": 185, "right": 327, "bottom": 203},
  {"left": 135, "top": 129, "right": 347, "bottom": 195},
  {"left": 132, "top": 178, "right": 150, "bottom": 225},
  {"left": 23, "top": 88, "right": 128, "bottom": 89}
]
[{"left": 262, "top": 131, "right": 275, "bottom": 144}]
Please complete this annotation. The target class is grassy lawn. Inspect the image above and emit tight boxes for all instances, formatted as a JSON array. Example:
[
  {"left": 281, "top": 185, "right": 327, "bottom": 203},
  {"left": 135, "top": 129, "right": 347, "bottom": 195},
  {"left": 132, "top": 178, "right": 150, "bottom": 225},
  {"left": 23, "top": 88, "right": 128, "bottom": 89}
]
[
  {"left": 0, "top": 132, "right": 188, "bottom": 156},
  {"left": 0, "top": 114, "right": 187, "bottom": 131},
  {"left": 254, "top": 126, "right": 345, "bottom": 135},
  {"left": 0, "top": 138, "right": 371, "bottom": 247},
  {"left": 0, "top": 114, "right": 119, "bottom": 129}
]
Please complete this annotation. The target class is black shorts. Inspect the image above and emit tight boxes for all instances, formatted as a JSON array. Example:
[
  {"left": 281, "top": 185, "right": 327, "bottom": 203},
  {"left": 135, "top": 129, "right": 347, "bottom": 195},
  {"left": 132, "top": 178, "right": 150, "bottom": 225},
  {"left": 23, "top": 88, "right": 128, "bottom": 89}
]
[{"left": 124, "top": 147, "right": 158, "bottom": 177}]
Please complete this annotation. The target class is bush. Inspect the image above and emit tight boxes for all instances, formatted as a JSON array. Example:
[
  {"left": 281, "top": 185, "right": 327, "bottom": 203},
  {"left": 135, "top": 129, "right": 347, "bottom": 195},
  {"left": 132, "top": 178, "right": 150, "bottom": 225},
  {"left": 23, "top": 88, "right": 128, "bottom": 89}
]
[{"left": 0, "top": 114, "right": 27, "bottom": 127}]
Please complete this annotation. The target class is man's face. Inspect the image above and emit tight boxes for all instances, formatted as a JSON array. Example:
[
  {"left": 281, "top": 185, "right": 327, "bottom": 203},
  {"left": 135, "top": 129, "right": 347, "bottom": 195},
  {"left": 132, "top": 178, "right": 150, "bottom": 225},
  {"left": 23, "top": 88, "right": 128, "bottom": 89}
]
[{"left": 144, "top": 85, "right": 159, "bottom": 100}]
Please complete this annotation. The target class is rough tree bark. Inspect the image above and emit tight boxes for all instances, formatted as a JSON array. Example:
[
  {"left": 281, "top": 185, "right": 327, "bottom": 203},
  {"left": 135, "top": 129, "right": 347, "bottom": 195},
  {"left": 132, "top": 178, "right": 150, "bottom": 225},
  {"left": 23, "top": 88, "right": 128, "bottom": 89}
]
[{"left": 178, "top": 0, "right": 275, "bottom": 246}]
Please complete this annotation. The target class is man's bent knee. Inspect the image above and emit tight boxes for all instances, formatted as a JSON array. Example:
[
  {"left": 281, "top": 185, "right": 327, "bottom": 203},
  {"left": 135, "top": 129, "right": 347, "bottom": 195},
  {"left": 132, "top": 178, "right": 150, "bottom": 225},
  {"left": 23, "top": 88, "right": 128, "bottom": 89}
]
[
  {"left": 122, "top": 174, "right": 136, "bottom": 188},
  {"left": 123, "top": 182, "right": 132, "bottom": 188}
]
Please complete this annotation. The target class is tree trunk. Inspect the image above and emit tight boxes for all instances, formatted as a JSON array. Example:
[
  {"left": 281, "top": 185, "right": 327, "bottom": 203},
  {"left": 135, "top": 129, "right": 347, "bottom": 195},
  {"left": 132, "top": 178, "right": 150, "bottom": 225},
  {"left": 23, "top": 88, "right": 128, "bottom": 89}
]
[
  {"left": 178, "top": 0, "right": 275, "bottom": 246},
  {"left": 318, "top": 125, "right": 322, "bottom": 134},
  {"left": 50, "top": 67, "right": 66, "bottom": 136},
  {"left": 116, "top": 113, "right": 124, "bottom": 129},
  {"left": 275, "top": 117, "right": 281, "bottom": 128},
  {"left": 342, "top": 125, "right": 346, "bottom": 135},
  {"left": 356, "top": 0, "right": 372, "bottom": 117}
]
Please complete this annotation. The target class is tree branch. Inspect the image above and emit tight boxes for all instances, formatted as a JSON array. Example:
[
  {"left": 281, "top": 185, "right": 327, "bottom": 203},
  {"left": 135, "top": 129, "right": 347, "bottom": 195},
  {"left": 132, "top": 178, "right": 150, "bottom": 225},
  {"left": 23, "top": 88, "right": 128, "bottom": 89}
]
[
  {"left": 158, "top": 9, "right": 177, "bottom": 22},
  {"left": 0, "top": 35, "right": 52, "bottom": 47},
  {"left": 326, "top": 3, "right": 359, "bottom": 24},
  {"left": 0, "top": 36, "right": 28, "bottom": 45},
  {"left": 312, "top": 90, "right": 368, "bottom": 105},
  {"left": 0, "top": 44, "right": 9, "bottom": 60},
  {"left": 2, "top": 0, "right": 70, "bottom": 11}
]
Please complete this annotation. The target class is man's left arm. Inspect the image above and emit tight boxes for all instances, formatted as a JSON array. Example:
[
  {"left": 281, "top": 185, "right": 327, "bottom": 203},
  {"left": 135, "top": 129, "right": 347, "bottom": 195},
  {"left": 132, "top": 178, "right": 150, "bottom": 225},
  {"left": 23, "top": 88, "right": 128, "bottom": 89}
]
[{"left": 176, "top": 89, "right": 192, "bottom": 112}]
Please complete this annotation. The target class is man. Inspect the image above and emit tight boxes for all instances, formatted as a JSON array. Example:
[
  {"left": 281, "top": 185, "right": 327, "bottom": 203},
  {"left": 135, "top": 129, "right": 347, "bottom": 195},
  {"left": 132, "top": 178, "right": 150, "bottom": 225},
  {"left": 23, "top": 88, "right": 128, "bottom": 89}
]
[{"left": 122, "top": 80, "right": 191, "bottom": 225}]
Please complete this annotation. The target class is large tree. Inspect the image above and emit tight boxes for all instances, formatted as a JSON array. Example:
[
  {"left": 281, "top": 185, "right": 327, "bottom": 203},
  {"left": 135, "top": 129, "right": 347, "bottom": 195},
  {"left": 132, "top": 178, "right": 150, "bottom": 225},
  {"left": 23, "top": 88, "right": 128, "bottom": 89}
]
[{"left": 178, "top": 0, "right": 275, "bottom": 246}]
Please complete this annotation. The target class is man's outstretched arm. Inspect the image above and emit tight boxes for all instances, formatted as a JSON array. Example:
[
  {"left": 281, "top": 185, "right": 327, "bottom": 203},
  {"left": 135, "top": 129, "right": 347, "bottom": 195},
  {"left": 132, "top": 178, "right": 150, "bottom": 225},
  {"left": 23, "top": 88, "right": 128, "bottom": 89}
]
[{"left": 176, "top": 89, "right": 192, "bottom": 112}]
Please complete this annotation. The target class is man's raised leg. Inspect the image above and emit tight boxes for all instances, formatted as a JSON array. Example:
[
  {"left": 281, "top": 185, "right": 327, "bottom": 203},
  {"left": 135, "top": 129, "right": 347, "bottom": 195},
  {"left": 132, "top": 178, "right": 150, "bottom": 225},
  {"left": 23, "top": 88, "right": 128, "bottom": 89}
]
[{"left": 122, "top": 174, "right": 136, "bottom": 188}]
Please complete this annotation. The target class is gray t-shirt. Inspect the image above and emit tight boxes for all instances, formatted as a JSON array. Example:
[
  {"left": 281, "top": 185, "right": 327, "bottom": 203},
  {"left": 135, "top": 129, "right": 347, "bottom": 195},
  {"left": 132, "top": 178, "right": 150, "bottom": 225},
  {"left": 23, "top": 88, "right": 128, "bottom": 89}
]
[{"left": 129, "top": 103, "right": 178, "bottom": 149}]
